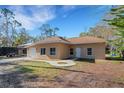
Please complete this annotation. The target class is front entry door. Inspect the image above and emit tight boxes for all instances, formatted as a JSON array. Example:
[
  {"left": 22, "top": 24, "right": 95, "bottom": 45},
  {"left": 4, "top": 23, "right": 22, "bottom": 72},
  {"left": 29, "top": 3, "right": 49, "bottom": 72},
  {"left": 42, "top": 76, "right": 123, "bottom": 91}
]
[
  {"left": 76, "top": 48, "right": 81, "bottom": 58},
  {"left": 29, "top": 48, "right": 36, "bottom": 57}
]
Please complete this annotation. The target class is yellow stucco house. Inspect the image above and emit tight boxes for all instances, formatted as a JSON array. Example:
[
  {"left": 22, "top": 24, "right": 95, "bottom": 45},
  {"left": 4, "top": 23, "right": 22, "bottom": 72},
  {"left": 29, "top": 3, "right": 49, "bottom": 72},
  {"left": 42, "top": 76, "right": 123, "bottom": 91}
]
[{"left": 26, "top": 36, "right": 106, "bottom": 60}]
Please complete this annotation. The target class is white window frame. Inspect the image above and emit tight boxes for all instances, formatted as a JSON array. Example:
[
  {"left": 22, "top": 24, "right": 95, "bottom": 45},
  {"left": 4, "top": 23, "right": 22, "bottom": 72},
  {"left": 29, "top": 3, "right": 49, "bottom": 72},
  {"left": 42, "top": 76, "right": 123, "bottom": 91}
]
[{"left": 50, "top": 48, "right": 56, "bottom": 55}]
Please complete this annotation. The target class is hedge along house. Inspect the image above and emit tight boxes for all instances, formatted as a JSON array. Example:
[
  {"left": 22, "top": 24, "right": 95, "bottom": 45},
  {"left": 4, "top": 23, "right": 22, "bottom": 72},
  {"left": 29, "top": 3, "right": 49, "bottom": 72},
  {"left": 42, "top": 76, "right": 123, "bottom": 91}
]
[{"left": 26, "top": 36, "right": 106, "bottom": 60}]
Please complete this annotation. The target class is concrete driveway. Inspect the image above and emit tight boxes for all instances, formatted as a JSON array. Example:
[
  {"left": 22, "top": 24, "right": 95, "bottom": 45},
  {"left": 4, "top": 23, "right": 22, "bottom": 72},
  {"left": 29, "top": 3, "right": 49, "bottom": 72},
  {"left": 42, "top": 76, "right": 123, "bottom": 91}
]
[
  {"left": 0, "top": 57, "right": 30, "bottom": 63},
  {"left": 0, "top": 57, "right": 31, "bottom": 75}
]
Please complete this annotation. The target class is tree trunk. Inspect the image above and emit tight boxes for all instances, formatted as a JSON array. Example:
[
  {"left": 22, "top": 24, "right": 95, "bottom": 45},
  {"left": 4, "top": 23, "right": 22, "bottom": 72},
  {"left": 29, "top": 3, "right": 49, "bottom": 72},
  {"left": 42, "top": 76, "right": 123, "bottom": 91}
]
[
  {"left": 4, "top": 15, "right": 10, "bottom": 47},
  {"left": 122, "top": 50, "right": 124, "bottom": 58}
]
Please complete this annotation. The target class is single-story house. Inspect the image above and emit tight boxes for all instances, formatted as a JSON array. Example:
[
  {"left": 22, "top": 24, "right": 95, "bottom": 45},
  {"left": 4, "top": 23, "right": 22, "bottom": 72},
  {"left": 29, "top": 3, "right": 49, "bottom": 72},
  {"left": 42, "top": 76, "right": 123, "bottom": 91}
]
[
  {"left": 17, "top": 43, "right": 32, "bottom": 56},
  {"left": 26, "top": 36, "right": 106, "bottom": 60}
]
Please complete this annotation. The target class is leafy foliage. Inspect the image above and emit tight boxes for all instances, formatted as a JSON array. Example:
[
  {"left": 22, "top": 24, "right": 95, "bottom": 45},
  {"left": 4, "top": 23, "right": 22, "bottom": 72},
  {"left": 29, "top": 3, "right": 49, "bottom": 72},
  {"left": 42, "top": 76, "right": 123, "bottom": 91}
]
[
  {"left": 13, "top": 28, "right": 32, "bottom": 46},
  {"left": 79, "top": 25, "right": 115, "bottom": 41},
  {"left": 39, "top": 24, "right": 59, "bottom": 39},
  {"left": 0, "top": 8, "right": 32, "bottom": 47},
  {"left": 104, "top": 6, "right": 124, "bottom": 58}
]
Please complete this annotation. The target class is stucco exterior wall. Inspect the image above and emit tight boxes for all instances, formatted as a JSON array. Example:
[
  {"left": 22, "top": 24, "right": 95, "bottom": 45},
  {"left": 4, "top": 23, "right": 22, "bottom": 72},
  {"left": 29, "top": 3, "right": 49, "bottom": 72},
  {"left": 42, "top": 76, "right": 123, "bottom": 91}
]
[
  {"left": 27, "top": 43, "right": 105, "bottom": 60},
  {"left": 59, "top": 44, "right": 70, "bottom": 59},
  {"left": 27, "top": 43, "right": 70, "bottom": 60},
  {"left": 73, "top": 43, "right": 106, "bottom": 59}
]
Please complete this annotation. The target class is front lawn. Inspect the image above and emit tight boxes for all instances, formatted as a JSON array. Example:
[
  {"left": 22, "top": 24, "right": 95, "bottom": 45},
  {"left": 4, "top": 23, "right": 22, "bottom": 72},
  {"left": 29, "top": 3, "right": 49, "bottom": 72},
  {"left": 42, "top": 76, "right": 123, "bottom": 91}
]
[
  {"left": 17, "top": 61, "right": 69, "bottom": 80},
  {"left": 1, "top": 60, "right": 124, "bottom": 87},
  {"left": 0, "top": 56, "right": 7, "bottom": 59},
  {"left": 0, "top": 56, "right": 15, "bottom": 60}
]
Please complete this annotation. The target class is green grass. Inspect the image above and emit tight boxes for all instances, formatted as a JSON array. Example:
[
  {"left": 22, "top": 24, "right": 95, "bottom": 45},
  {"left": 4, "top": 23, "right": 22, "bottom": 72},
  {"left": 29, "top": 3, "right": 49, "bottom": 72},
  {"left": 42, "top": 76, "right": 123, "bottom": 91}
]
[
  {"left": 96, "top": 60, "right": 123, "bottom": 64},
  {"left": 0, "top": 56, "right": 17, "bottom": 60},
  {"left": 15, "top": 60, "right": 124, "bottom": 81},
  {"left": 17, "top": 61, "right": 67, "bottom": 80},
  {"left": 112, "top": 77, "right": 124, "bottom": 84},
  {"left": 17, "top": 66, "right": 34, "bottom": 73},
  {"left": 16, "top": 61, "right": 91, "bottom": 80},
  {"left": 0, "top": 56, "right": 7, "bottom": 59}
]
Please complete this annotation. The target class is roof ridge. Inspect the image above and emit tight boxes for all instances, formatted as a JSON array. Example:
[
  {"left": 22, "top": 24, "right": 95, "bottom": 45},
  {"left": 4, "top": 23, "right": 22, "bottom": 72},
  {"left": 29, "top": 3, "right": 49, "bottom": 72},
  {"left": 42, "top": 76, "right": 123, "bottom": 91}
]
[
  {"left": 67, "top": 36, "right": 105, "bottom": 39},
  {"left": 26, "top": 36, "right": 106, "bottom": 47},
  {"left": 58, "top": 37, "right": 70, "bottom": 42}
]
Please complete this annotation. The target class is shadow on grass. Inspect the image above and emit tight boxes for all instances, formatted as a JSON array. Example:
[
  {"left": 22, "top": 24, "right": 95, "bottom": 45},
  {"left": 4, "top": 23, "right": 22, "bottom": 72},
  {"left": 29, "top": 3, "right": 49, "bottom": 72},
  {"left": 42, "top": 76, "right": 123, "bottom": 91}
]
[
  {"left": 0, "top": 65, "right": 38, "bottom": 88},
  {"left": 0, "top": 71, "right": 23, "bottom": 88},
  {"left": 74, "top": 58, "right": 95, "bottom": 63},
  {"left": 0, "top": 62, "right": 17, "bottom": 66},
  {"left": 0, "top": 55, "right": 26, "bottom": 60},
  {"left": 22, "top": 64, "right": 93, "bottom": 74}
]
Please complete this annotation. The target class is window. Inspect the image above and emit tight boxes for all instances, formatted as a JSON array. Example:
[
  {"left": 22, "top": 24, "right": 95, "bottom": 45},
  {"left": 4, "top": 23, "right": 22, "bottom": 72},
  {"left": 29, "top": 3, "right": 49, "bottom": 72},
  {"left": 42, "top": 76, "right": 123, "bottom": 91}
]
[
  {"left": 70, "top": 48, "right": 74, "bottom": 55},
  {"left": 41, "top": 48, "right": 46, "bottom": 55},
  {"left": 87, "top": 48, "right": 92, "bottom": 55},
  {"left": 50, "top": 48, "right": 56, "bottom": 55},
  {"left": 23, "top": 49, "right": 27, "bottom": 54}
]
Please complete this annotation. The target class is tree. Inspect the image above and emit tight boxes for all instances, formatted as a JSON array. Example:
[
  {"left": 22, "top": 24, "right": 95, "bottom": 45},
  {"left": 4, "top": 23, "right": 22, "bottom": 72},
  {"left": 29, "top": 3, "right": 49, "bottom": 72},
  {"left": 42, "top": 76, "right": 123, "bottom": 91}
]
[
  {"left": 0, "top": 8, "right": 15, "bottom": 46},
  {"left": 79, "top": 32, "right": 90, "bottom": 37},
  {"left": 13, "top": 28, "right": 31, "bottom": 46},
  {"left": 39, "top": 24, "right": 59, "bottom": 39},
  {"left": 89, "top": 26, "right": 116, "bottom": 40},
  {"left": 104, "top": 6, "right": 124, "bottom": 58},
  {"left": 79, "top": 25, "right": 115, "bottom": 41},
  {"left": 10, "top": 20, "right": 22, "bottom": 46},
  {"left": 31, "top": 36, "right": 41, "bottom": 43},
  {"left": 0, "top": 8, "right": 31, "bottom": 47}
]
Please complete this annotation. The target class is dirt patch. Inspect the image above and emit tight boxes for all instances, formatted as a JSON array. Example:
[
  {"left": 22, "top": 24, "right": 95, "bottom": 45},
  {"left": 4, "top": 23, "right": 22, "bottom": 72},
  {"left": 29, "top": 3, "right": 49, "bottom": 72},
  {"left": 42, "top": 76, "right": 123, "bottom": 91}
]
[
  {"left": 1, "top": 60, "right": 124, "bottom": 88},
  {"left": 20, "top": 72, "right": 124, "bottom": 88}
]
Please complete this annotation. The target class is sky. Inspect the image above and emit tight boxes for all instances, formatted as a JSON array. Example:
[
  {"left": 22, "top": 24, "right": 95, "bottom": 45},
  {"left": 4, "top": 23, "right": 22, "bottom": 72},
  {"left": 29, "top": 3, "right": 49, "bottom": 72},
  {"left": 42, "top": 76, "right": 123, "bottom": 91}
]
[{"left": 0, "top": 5, "right": 112, "bottom": 38}]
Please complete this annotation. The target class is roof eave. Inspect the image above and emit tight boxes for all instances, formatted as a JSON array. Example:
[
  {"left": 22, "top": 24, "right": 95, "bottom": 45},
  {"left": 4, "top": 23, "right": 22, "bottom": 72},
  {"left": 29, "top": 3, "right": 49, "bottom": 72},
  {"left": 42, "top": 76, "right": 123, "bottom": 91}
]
[
  {"left": 26, "top": 42, "right": 71, "bottom": 48},
  {"left": 70, "top": 42, "right": 106, "bottom": 45}
]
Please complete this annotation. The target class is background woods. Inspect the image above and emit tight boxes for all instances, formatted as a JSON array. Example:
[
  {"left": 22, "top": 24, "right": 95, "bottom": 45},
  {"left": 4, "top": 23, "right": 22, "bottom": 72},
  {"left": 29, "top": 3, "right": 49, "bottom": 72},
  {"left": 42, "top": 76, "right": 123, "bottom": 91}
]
[
  {"left": 79, "top": 6, "right": 124, "bottom": 58},
  {"left": 0, "top": 8, "right": 32, "bottom": 47}
]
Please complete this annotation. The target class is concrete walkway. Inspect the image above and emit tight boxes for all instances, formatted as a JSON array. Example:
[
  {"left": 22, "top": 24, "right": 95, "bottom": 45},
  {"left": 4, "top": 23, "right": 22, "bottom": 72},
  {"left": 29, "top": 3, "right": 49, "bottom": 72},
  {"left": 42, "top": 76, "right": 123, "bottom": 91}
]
[
  {"left": 46, "top": 60, "right": 76, "bottom": 67},
  {"left": 0, "top": 57, "right": 76, "bottom": 67}
]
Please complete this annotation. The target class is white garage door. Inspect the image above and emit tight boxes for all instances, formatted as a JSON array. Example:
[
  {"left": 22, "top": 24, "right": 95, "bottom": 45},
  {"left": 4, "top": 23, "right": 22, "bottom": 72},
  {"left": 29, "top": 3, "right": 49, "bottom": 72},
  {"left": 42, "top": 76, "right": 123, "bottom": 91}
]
[{"left": 29, "top": 48, "right": 36, "bottom": 57}]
